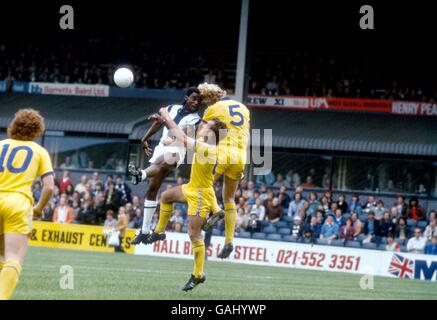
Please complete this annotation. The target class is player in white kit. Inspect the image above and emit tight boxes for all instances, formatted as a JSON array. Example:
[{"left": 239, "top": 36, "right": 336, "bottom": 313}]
[{"left": 129, "top": 87, "right": 201, "bottom": 245}]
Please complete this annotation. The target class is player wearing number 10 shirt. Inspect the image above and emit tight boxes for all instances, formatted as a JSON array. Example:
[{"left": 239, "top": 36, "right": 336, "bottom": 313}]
[
  {"left": 198, "top": 83, "right": 250, "bottom": 259},
  {"left": 0, "top": 109, "right": 54, "bottom": 300}
]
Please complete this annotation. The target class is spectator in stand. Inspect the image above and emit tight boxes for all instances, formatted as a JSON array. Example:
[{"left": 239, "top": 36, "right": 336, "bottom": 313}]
[
  {"left": 71, "top": 200, "right": 80, "bottom": 218},
  {"left": 373, "top": 200, "right": 386, "bottom": 220},
  {"left": 303, "top": 216, "right": 321, "bottom": 239},
  {"left": 76, "top": 199, "right": 96, "bottom": 224},
  {"left": 246, "top": 213, "right": 262, "bottom": 233},
  {"left": 65, "top": 184, "right": 75, "bottom": 198},
  {"left": 266, "top": 197, "right": 283, "bottom": 224},
  {"left": 328, "top": 202, "right": 338, "bottom": 217},
  {"left": 250, "top": 198, "right": 266, "bottom": 221},
  {"left": 302, "top": 229, "right": 314, "bottom": 244},
  {"left": 386, "top": 234, "right": 401, "bottom": 252},
  {"left": 255, "top": 170, "right": 275, "bottom": 186},
  {"left": 286, "top": 170, "right": 301, "bottom": 188},
  {"left": 362, "top": 195, "right": 377, "bottom": 213},
  {"left": 336, "top": 193, "right": 348, "bottom": 214},
  {"left": 291, "top": 216, "right": 303, "bottom": 238},
  {"left": 320, "top": 196, "right": 330, "bottom": 216},
  {"left": 424, "top": 219, "right": 437, "bottom": 242},
  {"left": 288, "top": 192, "right": 304, "bottom": 218},
  {"left": 115, "top": 207, "right": 128, "bottom": 253},
  {"left": 394, "top": 217, "right": 410, "bottom": 241},
  {"left": 53, "top": 195, "right": 75, "bottom": 224},
  {"left": 60, "top": 156, "right": 76, "bottom": 169},
  {"left": 131, "top": 195, "right": 142, "bottom": 212},
  {"left": 320, "top": 215, "right": 339, "bottom": 240},
  {"left": 75, "top": 175, "right": 89, "bottom": 194},
  {"left": 301, "top": 176, "right": 315, "bottom": 189},
  {"left": 52, "top": 185, "right": 61, "bottom": 205},
  {"left": 244, "top": 180, "right": 256, "bottom": 199},
  {"left": 105, "top": 181, "right": 123, "bottom": 212},
  {"left": 406, "top": 227, "right": 427, "bottom": 254},
  {"left": 104, "top": 175, "right": 114, "bottom": 191},
  {"left": 315, "top": 210, "right": 324, "bottom": 226},
  {"left": 395, "top": 195, "right": 409, "bottom": 220},
  {"left": 129, "top": 208, "right": 143, "bottom": 229},
  {"left": 277, "top": 186, "right": 291, "bottom": 209},
  {"left": 42, "top": 202, "right": 55, "bottom": 221},
  {"left": 333, "top": 208, "right": 344, "bottom": 227},
  {"left": 90, "top": 172, "right": 102, "bottom": 191},
  {"left": 59, "top": 170, "right": 74, "bottom": 193},
  {"left": 348, "top": 193, "right": 362, "bottom": 215},
  {"left": 407, "top": 197, "right": 426, "bottom": 221},
  {"left": 103, "top": 209, "right": 117, "bottom": 228},
  {"left": 170, "top": 209, "right": 184, "bottom": 232},
  {"left": 323, "top": 191, "right": 333, "bottom": 204},
  {"left": 273, "top": 173, "right": 290, "bottom": 188},
  {"left": 351, "top": 212, "right": 362, "bottom": 239},
  {"left": 339, "top": 217, "right": 355, "bottom": 241},
  {"left": 379, "top": 212, "right": 395, "bottom": 238},
  {"left": 114, "top": 175, "right": 132, "bottom": 205},
  {"left": 389, "top": 206, "right": 400, "bottom": 224},
  {"left": 259, "top": 185, "right": 269, "bottom": 202},
  {"left": 32, "top": 181, "right": 42, "bottom": 203},
  {"left": 429, "top": 210, "right": 436, "bottom": 222},
  {"left": 425, "top": 236, "right": 437, "bottom": 255},
  {"left": 306, "top": 192, "right": 320, "bottom": 219},
  {"left": 362, "top": 211, "right": 380, "bottom": 243}
]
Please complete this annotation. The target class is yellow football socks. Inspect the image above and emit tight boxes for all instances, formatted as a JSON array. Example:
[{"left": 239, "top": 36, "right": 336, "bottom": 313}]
[
  {"left": 154, "top": 202, "right": 173, "bottom": 233},
  {"left": 0, "top": 260, "right": 22, "bottom": 300},
  {"left": 224, "top": 202, "right": 237, "bottom": 245},
  {"left": 0, "top": 260, "right": 4, "bottom": 272},
  {"left": 192, "top": 239, "right": 205, "bottom": 278}
]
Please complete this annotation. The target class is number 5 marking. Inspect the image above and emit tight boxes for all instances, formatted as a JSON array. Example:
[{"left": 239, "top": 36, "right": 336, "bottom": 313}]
[{"left": 228, "top": 105, "right": 244, "bottom": 126}]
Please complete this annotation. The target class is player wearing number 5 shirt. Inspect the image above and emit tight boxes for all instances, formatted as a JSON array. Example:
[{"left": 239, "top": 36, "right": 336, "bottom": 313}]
[{"left": 197, "top": 83, "right": 250, "bottom": 259}]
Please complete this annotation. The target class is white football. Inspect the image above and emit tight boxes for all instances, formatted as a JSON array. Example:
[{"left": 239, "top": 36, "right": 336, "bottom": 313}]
[{"left": 113, "top": 67, "right": 134, "bottom": 88}]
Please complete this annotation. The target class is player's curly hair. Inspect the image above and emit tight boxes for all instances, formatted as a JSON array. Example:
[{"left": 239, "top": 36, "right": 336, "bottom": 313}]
[
  {"left": 197, "top": 82, "right": 227, "bottom": 105},
  {"left": 7, "top": 108, "right": 45, "bottom": 141}
]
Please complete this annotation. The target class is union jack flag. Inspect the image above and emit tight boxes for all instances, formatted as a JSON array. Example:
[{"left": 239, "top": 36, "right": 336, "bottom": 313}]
[{"left": 388, "top": 254, "right": 414, "bottom": 279}]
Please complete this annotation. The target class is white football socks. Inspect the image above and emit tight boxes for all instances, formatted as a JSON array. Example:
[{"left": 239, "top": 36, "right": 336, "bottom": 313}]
[
  {"left": 142, "top": 200, "right": 157, "bottom": 233},
  {"left": 141, "top": 169, "right": 147, "bottom": 181}
]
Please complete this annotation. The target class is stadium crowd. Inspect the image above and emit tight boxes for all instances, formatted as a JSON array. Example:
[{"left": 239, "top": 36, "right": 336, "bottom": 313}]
[
  {"left": 32, "top": 170, "right": 437, "bottom": 255},
  {"left": 2, "top": 40, "right": 437, "bottom": 102}
]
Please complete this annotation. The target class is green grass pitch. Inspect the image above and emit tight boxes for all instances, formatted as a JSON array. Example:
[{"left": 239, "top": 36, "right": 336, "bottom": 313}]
[{"left": 13, "top": 246, "right": 437, "bottom": 300}]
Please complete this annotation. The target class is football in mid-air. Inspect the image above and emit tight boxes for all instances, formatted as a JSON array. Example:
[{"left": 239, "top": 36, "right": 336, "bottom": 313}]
[{"left": 113, "top": 67, "right": 134, "bottom": 88}]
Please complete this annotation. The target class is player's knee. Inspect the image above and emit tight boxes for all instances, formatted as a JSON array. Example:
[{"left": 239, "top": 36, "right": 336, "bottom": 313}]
[
  {"left": 188, "top": 226, "right": 201, "bottom": 241},
  {"left": 146, "top": 188, "right": 159, "bottom": 200}
]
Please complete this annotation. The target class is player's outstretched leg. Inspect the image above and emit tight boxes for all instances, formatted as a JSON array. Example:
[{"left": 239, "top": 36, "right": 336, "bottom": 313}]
[
  {"left": 217, "top": 175, "right": 239, "bottom": 259},
  {"left": 182, "top": 215, "right": 206, "bottom": 292},
  {"left": 131, "top": 160, "right": 171, "bottom": 245},
  {"left": 142, "top": 202, "right": 172, "bottom": 245}
]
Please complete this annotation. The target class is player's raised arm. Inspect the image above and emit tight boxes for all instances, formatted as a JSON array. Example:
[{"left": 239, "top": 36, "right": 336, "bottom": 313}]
[
  {"left": 141, "top": 113, "right": 165, "bottom": 156},
  {"left": 159, "top": 107, "right": 195, "bottom": 149}
]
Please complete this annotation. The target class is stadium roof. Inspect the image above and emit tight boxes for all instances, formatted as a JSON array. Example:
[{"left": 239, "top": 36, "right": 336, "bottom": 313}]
[
  {"left": 250, "top": 108, "right": 437, "bottom": 157},
  {"left": 1, "top": 93, "right": 436, "bottom": 157},
  {"left": 0, "top": 93, "right": 171, "bottom": 136}
]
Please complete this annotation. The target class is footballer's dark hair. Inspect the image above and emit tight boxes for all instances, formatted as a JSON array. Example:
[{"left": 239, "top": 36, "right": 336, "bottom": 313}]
[{"left": 186, "top": 86, "right": 200, "bottom": 97}]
